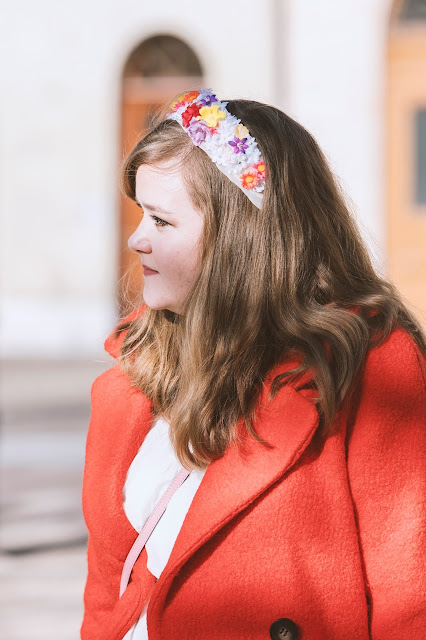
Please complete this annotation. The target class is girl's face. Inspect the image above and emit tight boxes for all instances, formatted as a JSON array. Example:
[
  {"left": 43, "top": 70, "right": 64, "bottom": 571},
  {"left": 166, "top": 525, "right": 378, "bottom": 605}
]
[{"left": 128, "top": 162, "right": 204, "bottom": 314}]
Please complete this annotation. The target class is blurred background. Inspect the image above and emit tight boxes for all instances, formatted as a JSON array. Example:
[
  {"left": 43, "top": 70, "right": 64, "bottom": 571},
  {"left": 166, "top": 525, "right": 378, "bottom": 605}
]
[{"left": 1, "top": 0, "right": 425, "bottom": 638}]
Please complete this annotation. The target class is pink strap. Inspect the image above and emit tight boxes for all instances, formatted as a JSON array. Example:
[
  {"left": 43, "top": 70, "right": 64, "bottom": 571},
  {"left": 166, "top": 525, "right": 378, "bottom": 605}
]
[{"left": 119, "top": 467, "right": 190, "bottom": 598}]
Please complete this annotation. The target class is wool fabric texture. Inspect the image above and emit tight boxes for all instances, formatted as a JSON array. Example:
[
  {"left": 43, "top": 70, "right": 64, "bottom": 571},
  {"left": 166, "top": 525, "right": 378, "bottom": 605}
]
[{"left": 81, "top": 306, "right": 426, "bottom": 640}]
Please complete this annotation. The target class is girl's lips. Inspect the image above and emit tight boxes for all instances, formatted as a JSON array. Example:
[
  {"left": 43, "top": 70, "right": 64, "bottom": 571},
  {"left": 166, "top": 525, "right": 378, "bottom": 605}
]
[{"left": 142, "top": 266, "right": 158, "bottom": 275}]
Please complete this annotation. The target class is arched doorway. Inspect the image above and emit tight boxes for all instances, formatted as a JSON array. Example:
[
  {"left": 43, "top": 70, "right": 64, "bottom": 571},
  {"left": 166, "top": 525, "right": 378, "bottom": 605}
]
[
  {"left": 387, "top": 0, "right": 426, "bottom": 325},
  {"left": 119, "top": 35, "right": 204, "bottom": 311}
]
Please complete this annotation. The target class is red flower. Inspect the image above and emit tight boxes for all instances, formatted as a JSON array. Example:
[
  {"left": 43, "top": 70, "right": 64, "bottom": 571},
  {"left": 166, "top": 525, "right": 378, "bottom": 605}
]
[{"left": 182, "top": 103, "right": 201, "bottom": 127}]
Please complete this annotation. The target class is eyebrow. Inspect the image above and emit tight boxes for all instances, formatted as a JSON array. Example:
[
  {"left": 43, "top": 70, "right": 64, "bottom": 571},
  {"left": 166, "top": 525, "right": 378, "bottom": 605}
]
[{"left": 136, "top": 200, "right": 175, "bottom": 216}]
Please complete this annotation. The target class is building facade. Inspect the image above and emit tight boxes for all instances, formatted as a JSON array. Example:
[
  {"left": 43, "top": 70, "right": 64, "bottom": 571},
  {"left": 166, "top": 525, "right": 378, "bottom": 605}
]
[{"left": 0, "top": 0, "right": 424, "bottom": 357}]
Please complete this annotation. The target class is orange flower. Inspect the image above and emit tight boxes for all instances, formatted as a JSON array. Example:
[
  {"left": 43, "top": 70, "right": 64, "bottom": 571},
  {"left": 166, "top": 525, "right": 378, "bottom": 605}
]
[
  {"left": 240, "top": 169, "right": 259, "bottom": 190},
  {"left": 170, "top": 91, "right": 199, "bottom": 111},
  {"left": 181, "top": 90, "right": 200, "bottom": 103}
]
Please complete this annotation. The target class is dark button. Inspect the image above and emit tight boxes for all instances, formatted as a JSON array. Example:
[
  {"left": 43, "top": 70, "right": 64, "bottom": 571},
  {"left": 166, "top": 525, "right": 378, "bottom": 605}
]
[{"left": 269, "top": 618, "right": 299, "bottom": 640}]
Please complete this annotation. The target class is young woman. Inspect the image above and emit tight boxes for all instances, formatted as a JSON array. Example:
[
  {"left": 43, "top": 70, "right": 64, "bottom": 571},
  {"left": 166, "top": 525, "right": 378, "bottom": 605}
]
[{"left": 80, "top": 89, "right": 426, "bottom": 640}]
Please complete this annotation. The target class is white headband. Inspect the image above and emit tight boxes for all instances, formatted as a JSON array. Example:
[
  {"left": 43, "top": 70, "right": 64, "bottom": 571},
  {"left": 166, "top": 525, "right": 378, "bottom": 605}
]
[{"left": 166, "top": 88, "right": 266, "bottom": 209}]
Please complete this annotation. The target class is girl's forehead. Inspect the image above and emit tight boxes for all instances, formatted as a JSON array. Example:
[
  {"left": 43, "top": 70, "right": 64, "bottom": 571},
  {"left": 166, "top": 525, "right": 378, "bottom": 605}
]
[
  {"left": 136, "top": 165, "right": 185, "bottom": 196},
  {"left": 135, "top": 164, "right": 202, "bottom": 219}
]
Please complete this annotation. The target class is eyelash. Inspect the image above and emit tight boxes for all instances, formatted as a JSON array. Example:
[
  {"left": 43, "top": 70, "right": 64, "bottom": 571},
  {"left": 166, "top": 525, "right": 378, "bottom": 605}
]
[
  {"left": 135, "top": 202, "right": 169, "bottom": 227},
  {"left": 150, "top": 214, "right": 169, "bottom": 227}
]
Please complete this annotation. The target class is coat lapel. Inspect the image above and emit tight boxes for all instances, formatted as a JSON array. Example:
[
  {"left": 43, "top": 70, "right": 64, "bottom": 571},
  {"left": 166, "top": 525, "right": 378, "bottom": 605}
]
[{"left": 147, "top": 368, "right": 319, "bottom": 626}]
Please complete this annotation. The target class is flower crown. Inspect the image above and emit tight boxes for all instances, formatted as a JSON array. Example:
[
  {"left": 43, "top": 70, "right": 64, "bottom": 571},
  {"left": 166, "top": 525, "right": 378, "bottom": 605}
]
[{"left": 166, "top": 88, "right": 265, "bottom": 209}]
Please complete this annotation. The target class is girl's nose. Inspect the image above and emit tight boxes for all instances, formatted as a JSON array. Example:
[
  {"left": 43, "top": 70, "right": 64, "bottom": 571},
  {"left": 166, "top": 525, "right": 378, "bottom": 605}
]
[{"left": 128, "top": 219, "right": 152, "bottom": 254}]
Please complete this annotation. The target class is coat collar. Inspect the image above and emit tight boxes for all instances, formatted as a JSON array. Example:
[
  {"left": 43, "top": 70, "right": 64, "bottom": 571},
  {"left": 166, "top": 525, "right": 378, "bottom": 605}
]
[{"left": 104, "top": 305, "right": 147, "bottom": 359}]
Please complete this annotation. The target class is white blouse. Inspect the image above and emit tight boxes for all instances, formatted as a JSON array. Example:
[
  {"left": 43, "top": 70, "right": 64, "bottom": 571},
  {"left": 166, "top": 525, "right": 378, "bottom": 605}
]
[{"left": 121, "top": 416, "right": 207, "bottom": 640}]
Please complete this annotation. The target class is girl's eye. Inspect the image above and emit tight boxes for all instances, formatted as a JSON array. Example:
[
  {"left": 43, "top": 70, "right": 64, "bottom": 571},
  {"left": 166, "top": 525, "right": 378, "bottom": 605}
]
[{"left": 150, "top": 214, "right": 169, "bottom": 227}]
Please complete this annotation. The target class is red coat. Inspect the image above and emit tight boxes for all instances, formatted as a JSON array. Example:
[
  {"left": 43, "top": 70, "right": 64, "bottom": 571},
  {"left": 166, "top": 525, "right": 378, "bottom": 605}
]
[{"left": 81, "top": 314, "right": 426, "bottom": 640}]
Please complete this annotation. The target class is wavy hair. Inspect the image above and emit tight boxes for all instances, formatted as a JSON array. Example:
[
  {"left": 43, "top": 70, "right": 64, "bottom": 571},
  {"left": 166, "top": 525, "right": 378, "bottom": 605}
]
[{"left": 119, "top": 95, "right": 426, "bottom": 471}]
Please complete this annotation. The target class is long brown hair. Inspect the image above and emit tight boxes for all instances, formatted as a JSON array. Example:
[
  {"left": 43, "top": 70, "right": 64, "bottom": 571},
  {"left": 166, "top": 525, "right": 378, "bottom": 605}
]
[{"left": 119, "top": 95, "right": 426, "bottom": 471}]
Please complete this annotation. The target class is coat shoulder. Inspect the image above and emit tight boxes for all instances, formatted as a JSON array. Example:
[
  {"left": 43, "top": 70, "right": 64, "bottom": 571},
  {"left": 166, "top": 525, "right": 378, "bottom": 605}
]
[
  {"left": 347, "top": 324, "right": 426, "bottom": 456},
  {"left": 362, "top": 325, "right": 426, "bottom": 393},
  {"left": 103, "top": 304, "right": 147, "bottom": 359},
  {"left": 87, "top": 304, "right": 151, "bottom": 447}
]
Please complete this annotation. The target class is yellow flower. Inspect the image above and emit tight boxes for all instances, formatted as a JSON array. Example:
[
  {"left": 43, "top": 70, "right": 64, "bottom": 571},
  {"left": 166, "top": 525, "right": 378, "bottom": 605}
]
[
  {"left": 234, "top": 124, "right": 249, "bottom": 139},
  {"left": 197, "top": 105, "right": 226, "bottom": 127}
]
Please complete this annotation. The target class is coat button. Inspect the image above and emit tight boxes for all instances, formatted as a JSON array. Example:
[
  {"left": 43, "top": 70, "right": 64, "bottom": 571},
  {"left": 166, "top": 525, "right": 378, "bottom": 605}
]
[{"left": 269, "top": 618, "right": 299, "bottom": 640}]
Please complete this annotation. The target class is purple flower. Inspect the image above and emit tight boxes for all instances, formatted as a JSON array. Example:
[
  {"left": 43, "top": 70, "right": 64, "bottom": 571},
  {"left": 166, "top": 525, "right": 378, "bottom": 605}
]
[
  {"left": 228, "top": 136, "right": 249, "bottom": 154},
  {"left": 198, "top": 88, "right": 218, "bottom": 107},
  {"left": 187, "top": 119, "right": 210, "bottom": 146},
  {"left": 200, "top": 94, "right": 217, "bottom": 107}
]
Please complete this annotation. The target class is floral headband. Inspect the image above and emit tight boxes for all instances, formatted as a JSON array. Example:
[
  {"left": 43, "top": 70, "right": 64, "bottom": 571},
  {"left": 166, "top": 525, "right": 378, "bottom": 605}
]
[{"left": 166, "top": 88, "right": 265, "bottom": 209}]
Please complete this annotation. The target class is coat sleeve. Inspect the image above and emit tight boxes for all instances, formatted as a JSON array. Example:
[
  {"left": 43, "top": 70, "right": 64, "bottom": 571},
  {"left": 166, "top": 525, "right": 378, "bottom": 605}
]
[
  {"left": 80, "top": 533, "right": 117, "bottom": 639},
  {"left": 346, "top": 328, "right": 426, "bottom": 639},
  {"left": 80, "top": 369, "right": 124, "bottom": 640}
]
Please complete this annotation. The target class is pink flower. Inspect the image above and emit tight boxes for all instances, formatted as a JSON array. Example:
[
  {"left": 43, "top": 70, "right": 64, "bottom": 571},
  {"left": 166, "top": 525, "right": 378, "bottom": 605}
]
[
  {"left": 171, "top": 99, "right": 186, "bottom": 112},
  {"left": 253, "top": 161, "right": 266, "bottom": 180},
  {"left": 187, "top": 119, "right": 210, "bottom": 146}
]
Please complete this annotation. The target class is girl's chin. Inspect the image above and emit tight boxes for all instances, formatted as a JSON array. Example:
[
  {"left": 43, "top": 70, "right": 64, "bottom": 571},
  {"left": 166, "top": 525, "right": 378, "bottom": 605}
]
[{"left": 142, "top": 295, "right": 180, "bottom": 314}]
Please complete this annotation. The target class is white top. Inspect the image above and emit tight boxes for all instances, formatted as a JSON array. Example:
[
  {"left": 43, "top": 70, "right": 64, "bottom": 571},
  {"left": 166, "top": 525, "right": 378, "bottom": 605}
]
[{"left": 121, "top": 416, "right": 207, "bottom": 640}]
